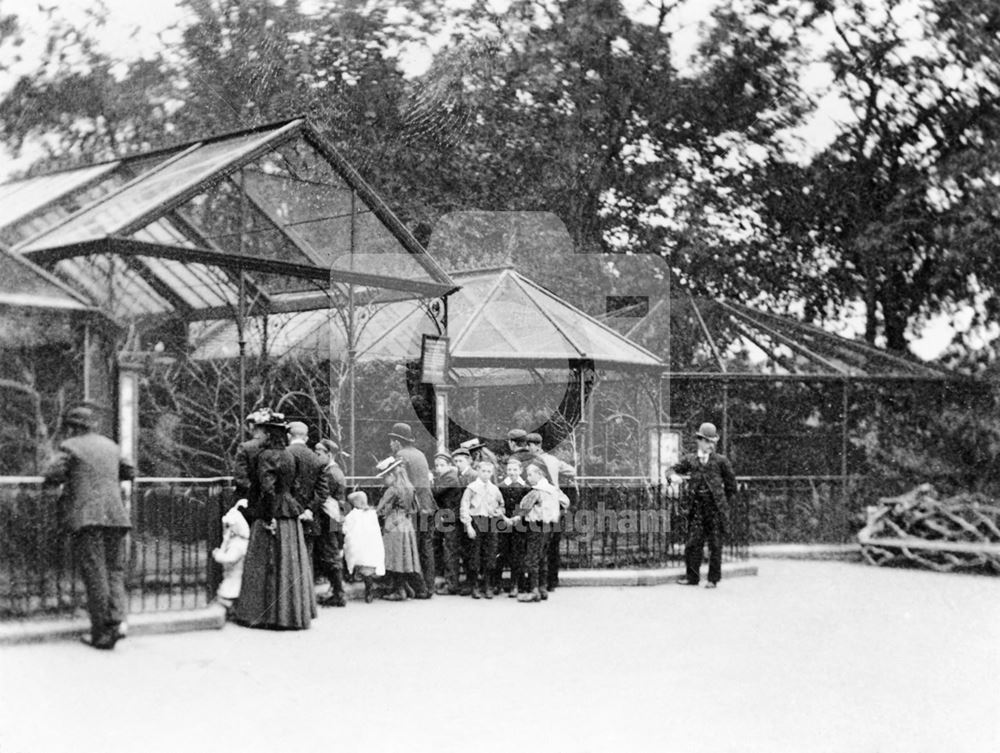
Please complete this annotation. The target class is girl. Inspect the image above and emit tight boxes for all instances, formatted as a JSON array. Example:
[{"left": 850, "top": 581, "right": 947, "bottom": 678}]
[
  {"left": 212, "top": 499, "right": 250, "bottom": 615},
  {"left": 374, "top": 457, "right": 422, "bottom": 601},
  {"left": 343, "top": 490, "right": 385, "bottom": 603}
]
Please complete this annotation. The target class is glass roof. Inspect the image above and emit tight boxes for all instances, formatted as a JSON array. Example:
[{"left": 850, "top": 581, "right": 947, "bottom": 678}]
[
  {"left": 0, "top": 118, "right": 456, "bottom": 329},
  {"left": 0, "top": 245, "right": 94, "bottom": 311},
  {"left": 612, "top": 293, "right": 958, "bottom": 379},
  {"left": 189, "top": 267, "right": 666, "bottom": 374}
]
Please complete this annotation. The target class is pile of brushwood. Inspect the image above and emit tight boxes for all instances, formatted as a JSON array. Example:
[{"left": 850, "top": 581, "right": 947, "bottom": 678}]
[{"left": 857, "top": 484, "right": 1000, "bottom": 573}]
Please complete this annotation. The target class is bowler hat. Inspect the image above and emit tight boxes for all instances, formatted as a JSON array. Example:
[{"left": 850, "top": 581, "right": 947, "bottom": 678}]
[
  {"left": 375, "top": 456, "right": 403, "bottom": 477},
  {"left": 695, "top": 422, "right": 720, "bottom": 442},
  {"left": 63, "top": 406, "right": 94, "bottom": 430},
  {"left": 525, "top": 432, "right": 543, "bottom": 444},
  {"left": 388, "top": 422, "right": 415, "bottom": 443}
]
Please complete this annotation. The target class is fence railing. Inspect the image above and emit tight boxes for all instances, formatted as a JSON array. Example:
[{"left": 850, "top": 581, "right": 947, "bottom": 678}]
[
  {"left": 1, "top": 472, "right": 774, "bottom": 620},
  {"left": 0, "top": 476, "right": 231, "bottom": 621}
]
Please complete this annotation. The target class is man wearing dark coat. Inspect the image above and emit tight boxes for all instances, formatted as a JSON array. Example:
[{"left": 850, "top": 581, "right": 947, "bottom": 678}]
[
  {"left": 669, "top": 422, "right": 737, "bottom": 588},
  {"left": 389, "top": 422, "right": 436, "bottom": 598},
  {"left": 314, "top": 438, "right": 349, "bottom": 607},
  {"left": 286, "top": 422, "right": 330, "bottom": 599},
  {"left": 43, "top": 406, "right": 135, "bottom": 650}
]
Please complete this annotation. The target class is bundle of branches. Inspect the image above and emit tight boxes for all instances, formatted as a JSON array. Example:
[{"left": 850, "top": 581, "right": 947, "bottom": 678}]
[{"left": 857, "top": 484, "right": 1000, "bottom": 573}]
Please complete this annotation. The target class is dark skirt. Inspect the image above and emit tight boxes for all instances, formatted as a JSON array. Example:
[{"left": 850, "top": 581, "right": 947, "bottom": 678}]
[
  {"left": 233, "top": 518, "right": 317, "bottom": 630},
  {"left": 382, "top": 510, "right": 421, "bottom": 574}
]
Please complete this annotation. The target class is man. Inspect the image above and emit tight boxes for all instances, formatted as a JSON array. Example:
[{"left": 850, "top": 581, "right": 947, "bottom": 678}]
[
  {"left": 526, "top": 432, "right": 576, "bottom": 591},
  {"left": 43, "top": 406, "right": 135, "bottom": 650},
  {"left": 388, "top": 422, "right": 436, "bottom": 599},
  {"left": 285, "top": 422, "right": 330, "bottom": 599},
  {"left": 669, "top": 422, "right": 737, "bottom": 589},
  {"left": 314, "top": 438, "right": 349, "bottom": 607}
]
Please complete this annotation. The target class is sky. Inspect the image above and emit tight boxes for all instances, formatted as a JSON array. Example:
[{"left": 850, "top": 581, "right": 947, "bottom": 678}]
[{"left": 0, "top": 0, "right": 980, "bottom": 360}]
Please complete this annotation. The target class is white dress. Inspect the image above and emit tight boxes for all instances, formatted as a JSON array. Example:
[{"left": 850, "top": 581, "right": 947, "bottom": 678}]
[{"left": 343, "top": 508, "right": 386, "bottom": 576}]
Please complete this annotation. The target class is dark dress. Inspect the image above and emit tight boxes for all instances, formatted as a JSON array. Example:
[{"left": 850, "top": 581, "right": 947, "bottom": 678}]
[{"left": 233, "top": 447, "right": 317, "bottom": 629}]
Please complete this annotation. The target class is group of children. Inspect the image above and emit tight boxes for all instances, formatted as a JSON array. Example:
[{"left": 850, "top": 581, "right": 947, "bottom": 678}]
[{"left": 212, "top": 428, "right": 574, "bottom": 611}]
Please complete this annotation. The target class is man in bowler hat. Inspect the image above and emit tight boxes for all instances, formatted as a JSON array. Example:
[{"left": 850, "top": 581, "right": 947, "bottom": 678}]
[
  {"left": 388, "top": 422, "right": 436, "bottom": 598},
  {"left": 669, "top": 422, "right": 737, "bottom": 588},
  {"left": 43, "top": 406, "right": 135, "bottom": 649}
]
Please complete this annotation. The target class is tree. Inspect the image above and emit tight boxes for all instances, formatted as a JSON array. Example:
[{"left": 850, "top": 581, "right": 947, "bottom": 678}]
[{"left": 751, "top": 0, "right": 1000, "bottom": 352}]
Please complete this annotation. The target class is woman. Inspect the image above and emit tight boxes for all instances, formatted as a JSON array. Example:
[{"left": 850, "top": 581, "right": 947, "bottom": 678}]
[
  {"left": 374, "top": 457, "right": 422, "bottom": 601},
  {"left": 232, "top": 414, "right": 317, "bottom": 629}
]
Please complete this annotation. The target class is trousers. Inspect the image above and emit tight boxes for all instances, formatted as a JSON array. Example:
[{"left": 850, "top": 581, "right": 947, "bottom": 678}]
[
  {"left": 73, "top": 526, "right": 128, "bottom": 639},
  {"left": 684, "top": 497, "right": 723, "bottom": 584}
]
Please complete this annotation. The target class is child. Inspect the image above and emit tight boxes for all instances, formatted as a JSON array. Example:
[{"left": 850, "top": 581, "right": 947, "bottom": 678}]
[
  {"left": 212, "top": 499, "right": 251, "bottom": 615},
  {"left": 343, "top": 490, "right": 386, "bottom": 603},
  {"left": 374, "top": 458, "right": 422, "bottom": 601},
  {"left": 497, "top": 457, "right": 529, "bottom": 597},
  {"left": 433, "top": 453, "right": 464, "bottom": 595},
  {"left": 510, "top": 461, "right": 569, "bottom": 603},
  {"left": 459, "top": 460, "right": 504, "bottom": 599}
]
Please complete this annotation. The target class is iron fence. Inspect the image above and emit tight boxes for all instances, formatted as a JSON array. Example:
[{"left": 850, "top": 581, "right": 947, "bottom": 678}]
[
  {"left": 1, "top": 472, "right": 797, "bottom": 621},
  {"left": 0, "top": 476, "right": 231, "bottom": 621},
  {"left": 558, "top": 477, "right": 749, "bottom": 569}
]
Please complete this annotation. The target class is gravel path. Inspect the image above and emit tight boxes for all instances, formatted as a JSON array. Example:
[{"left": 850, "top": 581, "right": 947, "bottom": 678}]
[{"left": 2, "top": 560, "right": 998, "bottom": 753}]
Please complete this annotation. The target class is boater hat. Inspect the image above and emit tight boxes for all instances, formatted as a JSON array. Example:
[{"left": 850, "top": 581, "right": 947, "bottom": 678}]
[
  {"left": 451, "top": 447, "right": 471, "bottom": 459},
  {"left": 375, "top": 457, "right": 403, "bottom": 477},
  {"left": 507, "top": 428, "right": 527, "bottom": 441},
  {"left": 695, "top": 422, "right": 719, "bottom": 442},
  {"left": 459, "top": 438, "right": 484, "bottom": 452}
]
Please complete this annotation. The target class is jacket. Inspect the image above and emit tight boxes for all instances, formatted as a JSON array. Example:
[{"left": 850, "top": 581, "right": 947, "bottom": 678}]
[
  {"left": 43, "top": 431, "right": 134, "bottom": 532},
  {"left": 287, "top": 441, "right": 329, "bottom": 535},
  {"left": 673, "top": 451, "right": 737, "bottom": 530},
  {"left": 395, "top": 444, "right": 437, "bottom": 513}
]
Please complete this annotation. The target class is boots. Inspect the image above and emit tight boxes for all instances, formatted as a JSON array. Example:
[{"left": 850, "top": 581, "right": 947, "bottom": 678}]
[
  {"left": 363, "top": 576, "right": 375, "bottom": 604},
  {"left": 382, "top": 575, "right": 407, "bottom": 601},
  {"left": 517, "top": 588, "right": 541, "bottom": 603},
  {"left": 482, "top": 576, "right": 493, "bottom": 599}
]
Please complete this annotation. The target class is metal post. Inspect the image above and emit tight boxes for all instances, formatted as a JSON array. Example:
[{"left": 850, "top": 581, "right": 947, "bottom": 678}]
[
  {"left": 237, "top": 268, "right": 246, "bottom": 443},
  {"left": 434, "top": 296, "right": 450, "bottom": 453},
  {"left": 236, "top": 169, "right": 248, "bottom": 443},
  {"left": 841, "top": 378, "right": 850, "bottom": 536},
  {"left": 83, "top": 320, "right": 92, "bottom": 401},
  {"left": 722, "top": 378, "right": 730, "bottom": 456},
  {"left": 347, "top": 189, "right": 357, "bottom": 477}
]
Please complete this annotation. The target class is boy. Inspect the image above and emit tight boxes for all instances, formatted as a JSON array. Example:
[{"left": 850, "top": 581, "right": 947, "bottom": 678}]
[
  {"left": 459, "top": 460, "right": 504, "bottom": 599},
  {"left": 496, "top": 457, "right": 529, "bottom": 596},
  {"left": 511, "top": 461, "right": 569, "bottom": 603},
  {"left": 433, "top": 452, "right": 464, "bottom": 595}
]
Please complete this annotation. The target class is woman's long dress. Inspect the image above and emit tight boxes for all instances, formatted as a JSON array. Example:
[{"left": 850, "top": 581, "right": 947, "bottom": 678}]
[
  {"left": 378, "top": 488, "right": 421, "bottom": 574},
  {"left": 233, "top": 447, "right": 317, "bottom": 629}
]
